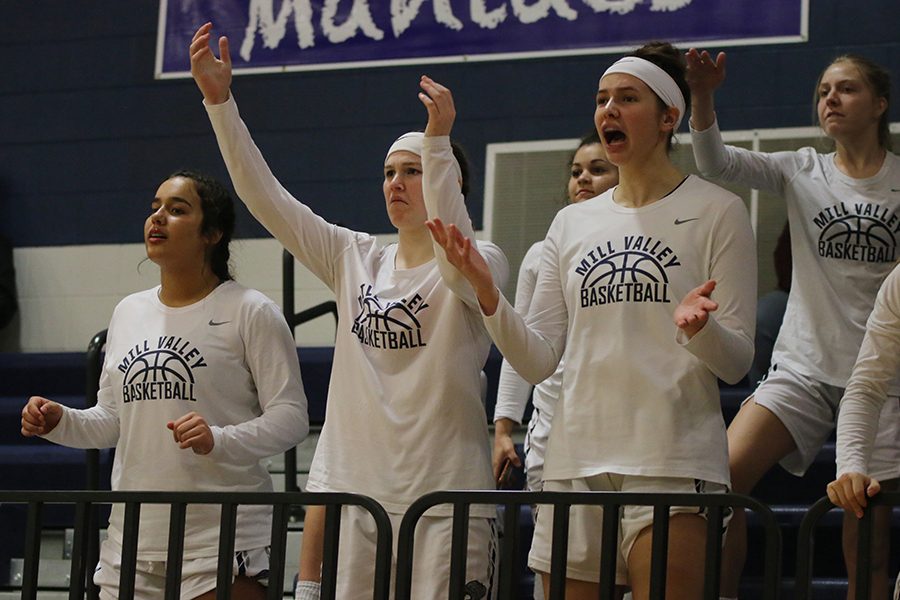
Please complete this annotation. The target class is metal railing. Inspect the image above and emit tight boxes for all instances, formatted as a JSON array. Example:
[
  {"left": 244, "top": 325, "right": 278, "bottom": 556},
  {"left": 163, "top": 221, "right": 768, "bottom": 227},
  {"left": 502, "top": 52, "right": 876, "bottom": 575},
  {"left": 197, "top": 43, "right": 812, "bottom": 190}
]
[
  {"left": 396, "top": 490, "right": 782, "bottom": 600},
  {"left": 795, "top": 492, "right": 900, "bottom": 600},
  {"left": 1, "top": 490, "right": 391, "bottom": 600}
]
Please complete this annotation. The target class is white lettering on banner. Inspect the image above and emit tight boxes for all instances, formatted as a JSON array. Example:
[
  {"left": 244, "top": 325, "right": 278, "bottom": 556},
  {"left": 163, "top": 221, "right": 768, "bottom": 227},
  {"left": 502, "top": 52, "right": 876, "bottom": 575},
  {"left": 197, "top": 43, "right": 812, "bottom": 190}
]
[
  {"left": 392, "top": 0, "right": 464, "bottom": 36},
  {"left": 510, "top": 0, "right": 578, "bottom": 24},
  {"left": 239, "top": 0, "right": 694, "bottom": 59},
  {"left": 392, "top": 0, "right": 425, "bottom": 36},
  {"left": 650, "top": 0, "right": 692, "bottom": 11},
  {"left": 322, "top": 0, "right": 384, "bottom": 43},
  {"left": 582, "top": 0, "right": 690, "bottom": 13},
  {"left": 471, "top": 0, "right": 508, "bottom": 30},
  {"left": 241, "top": 0, "right": 315, "bottom": 58}
]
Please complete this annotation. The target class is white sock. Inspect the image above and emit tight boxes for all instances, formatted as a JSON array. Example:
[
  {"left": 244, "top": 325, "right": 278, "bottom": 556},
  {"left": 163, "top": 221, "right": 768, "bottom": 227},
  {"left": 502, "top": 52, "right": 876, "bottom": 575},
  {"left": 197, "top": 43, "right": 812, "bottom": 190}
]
[{"left": 295, "top": 580, "right": 321, "bottom": 600}]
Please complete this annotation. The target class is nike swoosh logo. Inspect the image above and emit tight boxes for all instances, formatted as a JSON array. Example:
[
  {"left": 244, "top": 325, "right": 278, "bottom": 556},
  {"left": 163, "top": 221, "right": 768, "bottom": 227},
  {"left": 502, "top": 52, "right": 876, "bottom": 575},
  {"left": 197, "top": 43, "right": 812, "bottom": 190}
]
[
  {"left": 208, "top": 319, "right": 231, "bottom": 326},
  {"left": 674, "top": 218, "right": 699, "bottom": 225}
]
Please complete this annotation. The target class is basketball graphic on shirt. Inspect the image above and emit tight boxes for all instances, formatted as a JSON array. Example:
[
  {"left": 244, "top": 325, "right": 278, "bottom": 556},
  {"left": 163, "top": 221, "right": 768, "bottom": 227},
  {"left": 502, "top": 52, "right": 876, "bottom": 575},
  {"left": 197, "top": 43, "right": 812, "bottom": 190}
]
[
  {"left": 815, "top": 206, "right": 898, "bottom": 264},
  {"left": 582, "top": 250, "right": 669, "bottom": 288},
  {"left": 358, "top": 300, "right": 419, "bottom": 332},
  {"left": 576, "top": 241, "right": 678, "bottom": 308},
  {"left": 116, "top": 338, "right": 205, "bottom": 403},
  {"left": 124, "top": 349, "right": 194, "bottom": 385},
  {"left": 821, "top": 216, "right": 894, "bottom": 248},
  {"left": 352, "top": 284, "right": 429, "bottom": 350}
]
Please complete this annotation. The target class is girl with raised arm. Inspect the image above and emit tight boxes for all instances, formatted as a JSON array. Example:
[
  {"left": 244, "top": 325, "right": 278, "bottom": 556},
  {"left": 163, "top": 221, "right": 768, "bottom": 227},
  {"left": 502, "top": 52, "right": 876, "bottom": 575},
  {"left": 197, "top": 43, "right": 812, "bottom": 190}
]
[
  {"left": 430, "top": 42, "right": 756, "bottom": 600},
  {"left": 21, "top": 171, "right": 309, "bottom": 600},
  {"left": 189, "top": 22, "right": 507, "bottom": 599},
  {"left": 687, "top": 49, "right": 900, "bottom": 599}
]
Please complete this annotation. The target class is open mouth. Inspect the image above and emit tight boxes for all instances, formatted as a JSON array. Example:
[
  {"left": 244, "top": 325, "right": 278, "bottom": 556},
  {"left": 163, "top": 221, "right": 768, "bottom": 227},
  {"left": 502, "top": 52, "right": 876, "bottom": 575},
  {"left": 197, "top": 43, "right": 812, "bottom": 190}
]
[{"left": 603, "top": 129, "right": 626, "bottom": 145}]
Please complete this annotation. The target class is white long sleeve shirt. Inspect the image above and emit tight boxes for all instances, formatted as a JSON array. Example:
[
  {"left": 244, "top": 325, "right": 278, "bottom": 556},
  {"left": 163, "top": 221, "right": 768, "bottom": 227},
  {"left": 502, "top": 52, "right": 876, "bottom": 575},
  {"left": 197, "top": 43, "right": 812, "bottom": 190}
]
[
  {"left": 206, "top": 97, "right": 508, "bottom": 517},
  {"left": 494, "top": 241, "right": 563, "bottom": 424},
  {"left": 837, "top": 264, "right": 900, "bottom": 476},
  {"left": 692, "top": 120, "right": 900, "bottom": 392},
  {"left": 485, "top": 177, "right": 756, "bottom": 486},
  {"left": 43, "top": 281, "right": 309, "bottom": 559}
]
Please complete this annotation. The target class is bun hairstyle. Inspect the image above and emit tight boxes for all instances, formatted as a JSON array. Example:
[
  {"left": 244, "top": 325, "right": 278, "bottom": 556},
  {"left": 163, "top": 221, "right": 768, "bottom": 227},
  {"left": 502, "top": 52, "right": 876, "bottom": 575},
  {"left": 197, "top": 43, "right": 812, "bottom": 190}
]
[
  {"left": 628, "top": 41, "right": 690, "bottom": 151},
  {"left": 167, "top": 170, "right": 236, "bottom": 281}
]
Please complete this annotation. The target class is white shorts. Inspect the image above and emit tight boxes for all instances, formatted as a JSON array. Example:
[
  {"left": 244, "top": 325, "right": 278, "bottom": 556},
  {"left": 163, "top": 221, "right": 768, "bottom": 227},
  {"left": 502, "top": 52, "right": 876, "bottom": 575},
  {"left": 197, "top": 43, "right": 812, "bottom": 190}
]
[
  {"left": 94, "top": 538, "right": 269, "bottom": 600},
  {"left": 752, "top": 363, "right": 900, "bottom": 480},
  {"left": 528, "top": 474, "right": 729, "bottom": 585},
  {"left": 332, "top": 506, "right": 497, "bottom": 599},
  {"left": 524, "top": 407, "right": 553, "bottom": 492}
]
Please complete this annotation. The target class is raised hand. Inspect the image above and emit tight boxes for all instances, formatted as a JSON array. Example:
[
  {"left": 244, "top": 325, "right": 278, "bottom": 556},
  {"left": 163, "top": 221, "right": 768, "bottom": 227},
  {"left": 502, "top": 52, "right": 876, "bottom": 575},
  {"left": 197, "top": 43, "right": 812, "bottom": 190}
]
[
  {"left": 674, "top": 279, "right": 718, "bottom": 339},
  {"left": 21, "top": 396, "right": 63, "bottom": 437},
  {"left": 418, "top": 76, "right": 456, "bottom": 137},
  {"left": 167, "top": 411, "right": 214, "bottom": 455},
  {"left": 685, "top": 48, "right": 726, "bottom": 130},
  {"left": 426, "top": 218, "right": 499, "bottom": 314},
  {"left": 189, "top": 22, "right": 232, "bottom": 105},
  {"left": 827, "top": 472, "right": 881, "bottom": 519},
  {"left": 685, "top": 48, "right": 727, "bottom": 97}
]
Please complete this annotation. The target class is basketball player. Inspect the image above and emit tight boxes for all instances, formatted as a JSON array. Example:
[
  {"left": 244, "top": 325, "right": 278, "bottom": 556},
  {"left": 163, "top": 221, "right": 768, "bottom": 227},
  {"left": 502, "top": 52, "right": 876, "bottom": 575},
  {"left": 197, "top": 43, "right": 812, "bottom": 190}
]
[
  {"left": 20, "top": 171, "right": 310, "bottom": 600},
  {"left": 829, "top": 262, "right": 900, "bottom": 600},
  {"left": 828, "top": 261, "right": 900, "bottom": 514},
  {"left": 429, "top": 42, "right": 756, "bottom": 600},
  {"left": 189, "top": 22, "right": 507, "bottom": 600},
  {"left": 492, "top": 130, "right": 618, "bottom": 600},
  {"left": 687, "top": 49, "right": 900, "bottom": 599}
]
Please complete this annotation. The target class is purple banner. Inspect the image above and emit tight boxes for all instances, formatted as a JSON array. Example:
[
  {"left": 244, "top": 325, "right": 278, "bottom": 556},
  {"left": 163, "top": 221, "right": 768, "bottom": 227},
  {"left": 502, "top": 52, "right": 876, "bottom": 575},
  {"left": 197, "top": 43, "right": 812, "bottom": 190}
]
[{"left": 156, "top": 0, "right": 807, "bottom": 77}]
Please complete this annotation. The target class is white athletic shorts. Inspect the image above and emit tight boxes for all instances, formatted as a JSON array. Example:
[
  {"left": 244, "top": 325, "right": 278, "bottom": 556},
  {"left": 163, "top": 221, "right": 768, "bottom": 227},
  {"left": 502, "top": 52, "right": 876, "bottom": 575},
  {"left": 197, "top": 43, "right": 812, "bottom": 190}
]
[
  {"left": 751, "top": 363, "right": 900, "bottom": 480},
  {"left": 94, "top": 538, "right": 269, "bottom": 600},
  {"left": 525, "top": 406, "right": 553, "bottom": 493},
  {"left": 528, "top": 473, "right": 729, "bottom": 585},
  {"left": 332, "top": 505, "right": 497, "bottom": 599}
]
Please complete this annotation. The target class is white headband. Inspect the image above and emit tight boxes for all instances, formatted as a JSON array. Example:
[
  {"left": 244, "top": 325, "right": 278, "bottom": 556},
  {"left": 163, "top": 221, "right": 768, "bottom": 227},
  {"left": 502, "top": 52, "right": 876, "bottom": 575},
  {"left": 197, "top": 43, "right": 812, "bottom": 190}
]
[
  {"left": 386, "top": 131, "right": 424, "bottom": 160},
  {"left": 385, "top": 131, "right": 462, "bottom": 182},
  {"left": 600, "top": 56, "right": 685, "bottom": 130}
]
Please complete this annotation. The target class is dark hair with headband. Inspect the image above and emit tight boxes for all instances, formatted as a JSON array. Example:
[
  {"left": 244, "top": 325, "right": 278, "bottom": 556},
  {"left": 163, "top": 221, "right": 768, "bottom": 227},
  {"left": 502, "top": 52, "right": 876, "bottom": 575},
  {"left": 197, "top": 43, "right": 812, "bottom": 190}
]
[
  {"left": 167, "top": 169, "right": 236, "bottom": 281},
  {"left": 450, "top": 140, "right": 471, "bottom": 199},
  {"left": 628, "top": 42, "right": 691, "bottom": 152},
  {"left": 388, "top": 131, "right": 471, "bottom": 201}
]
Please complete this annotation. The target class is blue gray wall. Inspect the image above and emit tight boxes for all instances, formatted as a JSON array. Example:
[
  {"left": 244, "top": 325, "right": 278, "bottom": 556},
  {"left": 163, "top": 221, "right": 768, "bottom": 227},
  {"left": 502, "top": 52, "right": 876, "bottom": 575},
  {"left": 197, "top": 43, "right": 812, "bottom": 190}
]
[{"left": 1, "top": 0, "right": 898, "bottom": 247}]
